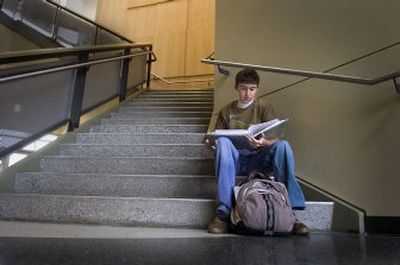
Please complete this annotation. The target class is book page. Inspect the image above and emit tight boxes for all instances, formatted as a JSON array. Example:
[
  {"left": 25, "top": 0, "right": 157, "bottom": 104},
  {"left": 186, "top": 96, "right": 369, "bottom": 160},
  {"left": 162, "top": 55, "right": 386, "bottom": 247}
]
[
  {"left": 247, "top": 119, "right": 279, "bottom": 136},
  {"left": 213, "top": 129, "right": 248, "bottom": 136}
]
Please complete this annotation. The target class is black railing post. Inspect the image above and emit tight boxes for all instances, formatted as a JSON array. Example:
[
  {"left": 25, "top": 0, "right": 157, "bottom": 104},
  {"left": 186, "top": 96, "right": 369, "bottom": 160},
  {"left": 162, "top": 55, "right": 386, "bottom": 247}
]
[
  {"left": 119, "top": 48, "right": 131, "bottom": 102},
  {"left": 52, "top": 6, "right": 60, "bottom": 41},
  {"left": 68, "top": 52, "right": 89, "bottom": 131},
  {"left": 94, "top": 27, "right": 99, "bottom": 46},
  {"left": 146, "top": 46, "right": 153, "bottom": 89}
]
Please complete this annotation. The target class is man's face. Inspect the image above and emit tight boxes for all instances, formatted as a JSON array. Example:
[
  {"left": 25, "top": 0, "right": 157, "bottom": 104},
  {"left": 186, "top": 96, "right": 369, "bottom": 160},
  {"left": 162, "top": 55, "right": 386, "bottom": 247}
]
[{"left": 235, "top": 83, "right": 259, "bottom": 103}]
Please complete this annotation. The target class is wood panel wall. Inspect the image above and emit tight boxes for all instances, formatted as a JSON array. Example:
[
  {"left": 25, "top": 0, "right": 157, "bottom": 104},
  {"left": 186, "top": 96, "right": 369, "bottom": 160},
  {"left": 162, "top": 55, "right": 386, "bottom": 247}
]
[{"left": 96, "top": 0, "right": 215, "bottom": 79}]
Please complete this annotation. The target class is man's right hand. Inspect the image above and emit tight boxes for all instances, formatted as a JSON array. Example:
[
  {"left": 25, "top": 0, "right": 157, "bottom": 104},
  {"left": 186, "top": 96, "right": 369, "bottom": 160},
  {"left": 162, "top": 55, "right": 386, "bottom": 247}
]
[{"left": 204, "top": 138, "right": 215, "bottom": 150}]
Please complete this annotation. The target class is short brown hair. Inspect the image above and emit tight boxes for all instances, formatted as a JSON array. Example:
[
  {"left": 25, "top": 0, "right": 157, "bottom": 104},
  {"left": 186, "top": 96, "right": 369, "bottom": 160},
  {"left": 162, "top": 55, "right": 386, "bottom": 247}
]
[{"left": 235, "top": 68, "right": 260, "bottom": 87}]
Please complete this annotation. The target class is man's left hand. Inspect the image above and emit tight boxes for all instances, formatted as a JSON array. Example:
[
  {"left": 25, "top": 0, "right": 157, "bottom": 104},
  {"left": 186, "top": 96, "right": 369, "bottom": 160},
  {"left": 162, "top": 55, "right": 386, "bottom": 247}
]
[{"left": 246, "top": 135, "right": 278, "bottom": 149}]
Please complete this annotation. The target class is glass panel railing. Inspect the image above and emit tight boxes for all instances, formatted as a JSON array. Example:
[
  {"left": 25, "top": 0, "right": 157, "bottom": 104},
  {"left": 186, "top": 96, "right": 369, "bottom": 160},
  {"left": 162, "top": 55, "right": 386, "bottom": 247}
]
[
  {"left": 55, "top": 9, "right": 96, "bottom": 47},
  {"left": 0, "top": 44, "right": 153, "bottom": 159},
  {"left": 0, "top": 70, "right": 74, "bottom": 154},
  {"left": 97, "top": 28, "right": 127, "bottom": 45},
  {"left": 81, "top": 53, "right": 122, "bottom": 112},
  {"left": 1, "top": 0, "right": 21, "bottom": 19},
  {"left": 20, "top": 0, "right": 57, "bottom": 37},
  {"left": 127, "top": 52, "right": 147, "bottom": 90},
  {"left": 1, "top": 0, "right": 130, "bottom": 47}
]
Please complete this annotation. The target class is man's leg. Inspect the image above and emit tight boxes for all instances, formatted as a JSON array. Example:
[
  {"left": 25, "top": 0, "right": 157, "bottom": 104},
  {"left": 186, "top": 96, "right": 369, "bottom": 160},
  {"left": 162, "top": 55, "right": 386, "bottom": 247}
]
[
  {"left": 208, "top": 137, "right": 239, "bottom": 233},
  {"left": 214, "top": 137, "right": 240, "bottom": 218},
  {"left": 249, "top": 140, "right": 306, "bottom": 210},
  {"left": 248, "top": 140, "right": 309, "bottom": 235}
]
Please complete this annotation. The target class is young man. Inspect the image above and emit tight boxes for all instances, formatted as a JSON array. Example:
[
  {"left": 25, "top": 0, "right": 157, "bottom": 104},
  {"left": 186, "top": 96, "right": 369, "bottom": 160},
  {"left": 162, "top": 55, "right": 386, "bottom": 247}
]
[{"left": 205, "top": 68, "right": 309, "bottom": 235}]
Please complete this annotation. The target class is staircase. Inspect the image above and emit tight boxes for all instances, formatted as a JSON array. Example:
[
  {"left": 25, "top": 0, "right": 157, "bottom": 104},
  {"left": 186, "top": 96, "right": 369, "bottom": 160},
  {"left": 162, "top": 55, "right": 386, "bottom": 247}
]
[{"left": 0, "top": 89, "right": 333, "bottom": 231}]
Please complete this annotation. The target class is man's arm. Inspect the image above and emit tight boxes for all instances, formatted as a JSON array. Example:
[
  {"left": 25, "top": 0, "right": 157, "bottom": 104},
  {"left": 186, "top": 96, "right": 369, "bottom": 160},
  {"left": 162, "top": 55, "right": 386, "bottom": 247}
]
[{"left": 204, "top": 111, "right": 226, "bottom": 150}]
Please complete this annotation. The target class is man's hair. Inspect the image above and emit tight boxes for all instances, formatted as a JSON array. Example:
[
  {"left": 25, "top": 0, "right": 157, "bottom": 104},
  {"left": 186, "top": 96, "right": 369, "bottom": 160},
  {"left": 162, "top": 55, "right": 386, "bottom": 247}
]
[{"left": 235, "top": 68, "right": 260, "bottom": 87}]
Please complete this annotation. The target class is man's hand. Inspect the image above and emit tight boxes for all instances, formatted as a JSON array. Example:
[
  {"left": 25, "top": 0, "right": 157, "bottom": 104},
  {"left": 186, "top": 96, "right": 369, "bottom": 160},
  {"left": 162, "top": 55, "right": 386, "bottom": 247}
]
[
  {"left": 204, "top": 138, "right": 215, "bottom": 150},
  {"left": 246, "top": 134, "right": 278, "bottom": 149}
]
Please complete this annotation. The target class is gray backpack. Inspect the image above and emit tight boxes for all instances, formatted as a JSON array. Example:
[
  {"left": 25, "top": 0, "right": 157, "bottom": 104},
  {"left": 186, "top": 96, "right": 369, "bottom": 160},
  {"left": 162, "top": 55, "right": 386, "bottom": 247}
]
[{"left": 230, "top": 176, "right": 296, "bottom": 235}]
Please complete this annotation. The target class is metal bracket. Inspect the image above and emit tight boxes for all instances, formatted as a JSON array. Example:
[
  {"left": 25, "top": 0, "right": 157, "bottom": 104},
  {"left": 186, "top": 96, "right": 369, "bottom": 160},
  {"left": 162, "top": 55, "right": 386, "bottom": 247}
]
[
  {"left": 393, "top": 78, "right": 400, "bottom": 94},
  {"left": 218, "top": 65, "right": 230, "bottom": 76}
]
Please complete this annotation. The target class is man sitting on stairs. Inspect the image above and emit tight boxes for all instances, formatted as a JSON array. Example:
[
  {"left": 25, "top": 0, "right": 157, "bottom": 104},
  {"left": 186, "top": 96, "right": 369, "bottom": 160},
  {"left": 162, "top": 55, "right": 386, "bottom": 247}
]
[{"left": 204, "top": 67, "right": 309, "bottom": 235}]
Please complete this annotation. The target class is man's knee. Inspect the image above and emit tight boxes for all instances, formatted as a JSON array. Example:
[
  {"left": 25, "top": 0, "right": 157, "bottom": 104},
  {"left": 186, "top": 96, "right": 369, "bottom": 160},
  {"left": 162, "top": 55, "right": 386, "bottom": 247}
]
[
  {"left": 273, "top": 140, "right": 292, "bottom": 153},
  {"left": 216, "top": 137, "right": 234, "bottom": 149}
]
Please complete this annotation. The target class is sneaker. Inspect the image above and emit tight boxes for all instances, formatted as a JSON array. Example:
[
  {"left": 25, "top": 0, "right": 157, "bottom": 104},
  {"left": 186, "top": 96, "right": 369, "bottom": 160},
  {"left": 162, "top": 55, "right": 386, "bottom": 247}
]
[
  {"left": 207, "top": 217, "right": 229, "bottom": 234},
  {"left": 293, "top": 221, "right": 310, "bottom": 235}
]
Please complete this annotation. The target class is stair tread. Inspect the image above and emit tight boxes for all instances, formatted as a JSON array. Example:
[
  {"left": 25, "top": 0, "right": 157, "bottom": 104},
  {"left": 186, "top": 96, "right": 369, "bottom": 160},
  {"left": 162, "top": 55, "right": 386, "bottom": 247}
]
[
  {"left": 0, "top": 88, "right": 334, "bottom": 232},
  {"left": 0, "top": 192, "right": 332, "bottom": 205}
]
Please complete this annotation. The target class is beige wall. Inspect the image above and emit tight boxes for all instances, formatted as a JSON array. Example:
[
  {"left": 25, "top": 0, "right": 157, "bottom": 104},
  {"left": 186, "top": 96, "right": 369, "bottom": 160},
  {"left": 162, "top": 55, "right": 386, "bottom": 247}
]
[
  {"left": 96, "top": 0, "right": 215, "bottom": 79},
  {"left": 215, "top": 0, "right": 400, "bottom": 216},
  {"left": 0, "top": 24, "right": 40, "bottom": 53}
]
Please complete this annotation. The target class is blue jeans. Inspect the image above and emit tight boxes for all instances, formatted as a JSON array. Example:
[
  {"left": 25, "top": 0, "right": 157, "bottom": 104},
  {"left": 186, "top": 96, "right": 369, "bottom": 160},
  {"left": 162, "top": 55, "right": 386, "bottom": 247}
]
[{"left": 214, "top": 137, "right": 306, "bottom": 216}]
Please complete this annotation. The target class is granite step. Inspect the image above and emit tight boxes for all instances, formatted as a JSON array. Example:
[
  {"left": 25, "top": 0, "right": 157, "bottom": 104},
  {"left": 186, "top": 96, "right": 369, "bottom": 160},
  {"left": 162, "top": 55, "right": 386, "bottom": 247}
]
[
  {"left": 100, "top": 117, "right": 210, "bottom": 125},
  {"left": 110, "top": 111, "right": 212, "bottom": 119},
  {"left": 0, "top": 193, "right": 215, "bottom": 228},
  {"left": 15, "top": 173, "right": 216, "bottom": 198},
  {"left": 118, "top": 106, "right": 213, "bottom": 112},
  {"left": 0, "top": 193, "right": 333, "bottom": 231},
  {"left": 76, "top": 133, "right": 206, "bottom": 145},
  {"left": 89, "top": 124, "right": 208, "bottom": 133},
  {"left": 40, "top": 156, "right": 214, "bottom": 175},
  {"left": 135, "top": 96, "right": 213, "bottom": 102},
  {"left": 126, "top": 102, "right": 213, "bottom": 107},
  {"left": 60, "top": 143, "right": 212, "bottom": 158},
  {"left": 146, "top": 90, "right": 213, "bottom": 95}
]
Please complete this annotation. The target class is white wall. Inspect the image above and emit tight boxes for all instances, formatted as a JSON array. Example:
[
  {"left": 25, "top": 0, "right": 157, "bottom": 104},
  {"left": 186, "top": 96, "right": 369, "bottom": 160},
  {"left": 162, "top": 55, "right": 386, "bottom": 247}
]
[{"left": 215, "top": 0, "right": 400, "bottom": 216}]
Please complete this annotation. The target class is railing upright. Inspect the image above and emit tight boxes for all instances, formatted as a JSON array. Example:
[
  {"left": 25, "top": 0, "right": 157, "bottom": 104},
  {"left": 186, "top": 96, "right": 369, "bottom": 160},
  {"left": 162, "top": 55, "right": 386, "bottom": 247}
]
[
  {"left": 119, "top": 47, "right": 131, "bottom": 102},
  {"left": 68, "top": 51, "right": 89, "bottom": 131},
  {"left": 146, "top": 45, "right": 153, "bottom": 88}
]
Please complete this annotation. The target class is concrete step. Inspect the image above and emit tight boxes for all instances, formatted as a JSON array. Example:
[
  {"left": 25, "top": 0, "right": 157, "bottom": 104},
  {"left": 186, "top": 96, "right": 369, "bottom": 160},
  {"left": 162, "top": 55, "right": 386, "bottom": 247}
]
[
  {"left": 60, "top": 143, "right": 212, "bottom": 158},
  {"left": 0, "top": 193, "right": 333, "bottom": 231},
  {"left": 101, "top": 117, "right": 210, "bottom": 125},
  {"left": 76, "top": 133, "right": 206, "bottom": 145},
  {"left": 135, "top": 96, "right": 213, "bottom": 102},
  {"left": 15, "top": 173, "right": 216, "bottom": 198},
  {"left": 126, "top": 102, "right": 213, "bottom": 107},
  {"left": 146, "top": 90, "right": 213, "bottom": 95},
  {"left": 40, "top": 156, "right": 214, "bottom": 175},
  {"left": 118, "top": 106, "right": 213, "bottom": 112},
  {"left": 0, "top": 193, "right": 215, "bottom": 228},
  {"left": 89, "top": 124, "right": 208, "bottom": 134},
  {"left": 110, "top": 111, "right": 212, "bottom": 119}
]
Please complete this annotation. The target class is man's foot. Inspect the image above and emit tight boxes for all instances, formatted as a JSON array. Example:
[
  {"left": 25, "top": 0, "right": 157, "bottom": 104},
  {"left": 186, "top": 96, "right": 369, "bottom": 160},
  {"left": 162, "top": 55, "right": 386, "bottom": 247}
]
[
  {"left": 207, "top": 217, "right": 229, "bottom": 234},
  {"left": 293, "top": 221, "right": 310, "bottom": 235}
]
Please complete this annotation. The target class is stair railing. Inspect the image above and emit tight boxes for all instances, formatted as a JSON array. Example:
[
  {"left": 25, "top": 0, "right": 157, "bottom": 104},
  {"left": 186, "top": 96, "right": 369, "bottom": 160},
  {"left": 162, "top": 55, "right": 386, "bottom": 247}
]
[
  {"left": 151, "top": 72, "right": 214, "bottom": 86},
  {"left": 45, "top": 0, "right": 132, "bottom": 44},
  {"left": 202, "top": 47, "right": 400, "bottom": 94},
  {"left": 0, "top": 43, "right": 155, "bottom": 158},
  {"left": 0, "top": 0, "right": 131, "bottom": 47}
]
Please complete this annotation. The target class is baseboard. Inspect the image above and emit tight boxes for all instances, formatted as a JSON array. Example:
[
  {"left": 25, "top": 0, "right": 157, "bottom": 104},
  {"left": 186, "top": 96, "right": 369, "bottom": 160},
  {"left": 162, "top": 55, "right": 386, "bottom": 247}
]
[{"left": 365, "top": 216, "right": 400, "bottom": 234}]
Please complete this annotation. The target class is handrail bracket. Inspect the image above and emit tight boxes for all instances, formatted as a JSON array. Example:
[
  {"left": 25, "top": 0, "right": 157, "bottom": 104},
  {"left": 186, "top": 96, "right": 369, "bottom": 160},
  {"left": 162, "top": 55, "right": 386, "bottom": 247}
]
[
  {"left": 393, "top": 78, "right": 400, "bottom": 94},
  {"left": 217, "top": 65, "right": 230, "bottom": 76}
]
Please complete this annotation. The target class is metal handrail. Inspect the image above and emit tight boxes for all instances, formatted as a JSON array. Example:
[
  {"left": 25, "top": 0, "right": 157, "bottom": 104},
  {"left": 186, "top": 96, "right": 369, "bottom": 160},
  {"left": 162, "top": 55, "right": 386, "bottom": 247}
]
[
  {"left": 0, "top": 51, "right": 153, "bottom": 83},
  {"left": 0, "top": 43, "right": 151, "bottom": 63},
  {"left": 202, "top": 54, "right": 400, "bottom": 93},
  {"left": 151, "top": 72, "right": 214, "bottom": 85},
  {"left": 46, "top": 0, "right": 133, "bottom": 43}
]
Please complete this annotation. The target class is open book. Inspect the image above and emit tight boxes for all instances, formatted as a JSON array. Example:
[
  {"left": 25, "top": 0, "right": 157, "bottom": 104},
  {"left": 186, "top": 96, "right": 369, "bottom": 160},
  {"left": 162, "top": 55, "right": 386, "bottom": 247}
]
[{"left": 208, "top": 118, "right": 288, "bottom": 150}]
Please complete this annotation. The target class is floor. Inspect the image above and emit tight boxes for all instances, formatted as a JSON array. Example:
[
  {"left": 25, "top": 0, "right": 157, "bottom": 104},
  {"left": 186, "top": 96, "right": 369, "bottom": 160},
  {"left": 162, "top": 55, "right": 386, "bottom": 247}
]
[{"left": 0, "top": 222, "right": 399, "bottom": 265}]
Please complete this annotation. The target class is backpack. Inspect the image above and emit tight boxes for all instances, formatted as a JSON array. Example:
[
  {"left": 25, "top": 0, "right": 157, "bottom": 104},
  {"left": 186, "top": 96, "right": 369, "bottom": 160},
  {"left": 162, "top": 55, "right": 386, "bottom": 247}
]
[{"left": 230, "top": 174, "right": 296, "bottom": 236}]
